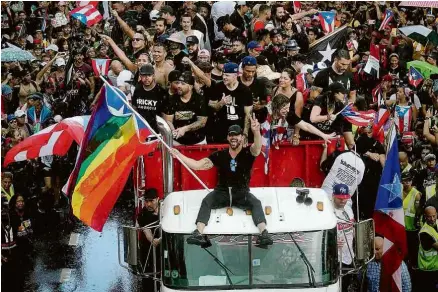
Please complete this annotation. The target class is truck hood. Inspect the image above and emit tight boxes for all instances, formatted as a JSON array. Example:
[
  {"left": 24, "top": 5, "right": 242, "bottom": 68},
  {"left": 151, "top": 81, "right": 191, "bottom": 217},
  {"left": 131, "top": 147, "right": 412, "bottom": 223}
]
[{"left": 161, "top": 282, "right": 340, "bottom": 292}]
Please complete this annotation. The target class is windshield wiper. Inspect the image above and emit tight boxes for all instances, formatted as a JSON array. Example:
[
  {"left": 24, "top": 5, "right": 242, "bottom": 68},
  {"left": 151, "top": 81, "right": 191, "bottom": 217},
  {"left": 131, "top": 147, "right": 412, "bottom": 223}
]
[
  {"left": 290, "top": 233, "right": 316, "bottom": 288},
  {"left": 203, "top": 247, "right": 235, "bottom": 287}
]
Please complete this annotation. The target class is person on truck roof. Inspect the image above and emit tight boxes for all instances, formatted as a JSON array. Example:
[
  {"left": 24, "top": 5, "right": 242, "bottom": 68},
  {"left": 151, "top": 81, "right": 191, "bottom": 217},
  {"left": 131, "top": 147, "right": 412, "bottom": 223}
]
[{"left": 169, "top": 117, "right": 273, "bottom": 248}]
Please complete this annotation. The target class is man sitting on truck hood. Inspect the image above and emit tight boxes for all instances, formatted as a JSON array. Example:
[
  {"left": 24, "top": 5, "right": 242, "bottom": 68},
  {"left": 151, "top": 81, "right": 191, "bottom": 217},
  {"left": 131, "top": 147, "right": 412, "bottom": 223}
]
[{"left": 170, "top": 115, "right": 273, "bottom": 248}]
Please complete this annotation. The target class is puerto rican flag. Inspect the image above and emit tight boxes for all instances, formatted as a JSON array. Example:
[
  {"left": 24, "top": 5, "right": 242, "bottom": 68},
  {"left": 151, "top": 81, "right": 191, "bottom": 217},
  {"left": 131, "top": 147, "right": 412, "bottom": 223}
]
[
  {"left": 91, "top": 59, "right": 111, "bottom": 77},
  {"left": 295, "top": 72, "right": 308, "bottom": 92},
  {"left": 3, "top": 116, "right": 90, "bottom": 167},
  {"left": 318, "top": 11, "right": 336, "bottom": 33},
  {"left": 340, "top": 104, "right": 376, "bottom": 127},
  {"left": 70, "top": 5, "right": 102, "bottom": 27},
  {"left": 373, "top": 124, "right": 407, "bottom": 292},
  {"left": 379, "top": 9, "right": 394, "bottom": 31},
  {"left": 76, "top": 1, "right": 98, "bottom": 8},
  {"left": 395, "top": 105, "right": 412, "bottom": 134},
  {"left": 408, "top": 66, "right": 423, "bottom": 88}
]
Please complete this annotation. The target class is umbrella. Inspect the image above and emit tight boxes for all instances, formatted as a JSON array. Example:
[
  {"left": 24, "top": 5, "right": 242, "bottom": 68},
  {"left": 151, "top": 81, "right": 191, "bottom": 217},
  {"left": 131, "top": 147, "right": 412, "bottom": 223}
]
[
  {"left": 399, "top": 1, "right": 438, "bottom": 8},
  {"left": 399, "top": 25, "right": 438, "bottom": 46},
  {"left": 1, "top": 46, "right": 35, "bottom": 62},
  {"left": 406, "top": 60, "right": 438, "bottom": 79}
]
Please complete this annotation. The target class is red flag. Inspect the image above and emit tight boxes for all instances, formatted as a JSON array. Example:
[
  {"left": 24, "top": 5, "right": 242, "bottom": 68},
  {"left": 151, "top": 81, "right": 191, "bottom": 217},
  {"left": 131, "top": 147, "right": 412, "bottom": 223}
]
[{"left": 293, "top": 1, "right": 301, "bottom": 13}]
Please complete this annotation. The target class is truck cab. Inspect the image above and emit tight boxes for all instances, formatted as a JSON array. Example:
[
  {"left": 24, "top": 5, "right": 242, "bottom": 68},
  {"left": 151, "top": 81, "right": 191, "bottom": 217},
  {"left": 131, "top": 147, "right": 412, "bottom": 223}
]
[
  {"left": 161, "top": 187, "right": 339, "bottom": 291},
  {"left": 118, "top": 118, "right": 375, "bottom": 292}
]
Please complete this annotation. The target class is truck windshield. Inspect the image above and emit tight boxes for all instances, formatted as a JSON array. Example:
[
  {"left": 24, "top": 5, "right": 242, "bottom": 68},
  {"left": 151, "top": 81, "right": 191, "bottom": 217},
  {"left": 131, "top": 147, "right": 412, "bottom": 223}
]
[{"left": 162, "top": 228, "right": 338, "bottom": 289}]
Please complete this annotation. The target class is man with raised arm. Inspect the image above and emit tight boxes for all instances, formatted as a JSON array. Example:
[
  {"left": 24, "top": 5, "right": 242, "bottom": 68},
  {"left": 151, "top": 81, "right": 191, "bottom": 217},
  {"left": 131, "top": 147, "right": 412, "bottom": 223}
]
[{"left": 170, "top": 115, "right": 273, "bottom": 248}]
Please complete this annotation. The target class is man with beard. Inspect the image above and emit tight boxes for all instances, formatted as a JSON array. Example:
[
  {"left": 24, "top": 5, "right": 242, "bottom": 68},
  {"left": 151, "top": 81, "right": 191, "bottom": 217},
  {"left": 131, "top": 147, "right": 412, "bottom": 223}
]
[
  {"left": 239, "top": 56, "right": 269, "bottom": 124},
  {"left": 417, "top": 206, "right": 438, "bottom": 290},
  {"left": 355, "top": 125, "right": 386, "bottom": 219},
  {"left": 265, "top": 28, "right": 285, "bottom": 67},
  {"left": 314, "top": 49, "right": 355, "bottom": 94},
  {"left": 186, "top": 36, "right": 200, "bottom": 62},
  {"left": 170, "top": 119, "right": 273, "bottom": 248},
  {"left": 152, "top": 42, "right": 173, "bottom": 89},
  {"left": 164, "top": 71, "right": 208, "bottom": 145},
  {"left": 132, "top": 65, "right": 167, "bottom": 133},
  {"left": 70, "top": 51, "right": 95, "bottom": 100},
  {"left": 269, "top": 4, "right": 286, "bottom": 29},
  {"left": 415, "top": 154, "right": 437, "bottom": 203},
  {"left": 209, "top": 62, "right": 252, "bottom": 143},
  {"left": 137, "top": 188, "right": 161, "bottom": 289},
  {"left": 230, "top": 1, "right": 249, "bottom": 34},
  {"left": 153, "top": 18, "right": 167, "bottom": 43}
]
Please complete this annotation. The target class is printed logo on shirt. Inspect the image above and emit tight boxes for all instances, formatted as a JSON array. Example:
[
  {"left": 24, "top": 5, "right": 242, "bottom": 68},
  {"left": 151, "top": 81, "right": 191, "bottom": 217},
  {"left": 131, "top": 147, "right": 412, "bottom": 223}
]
[
  {"left": 175, "top": 111, "right": 194, "bottom": 121},
  {"left": 136, "top": 99, "right": 158, "bottom": 110},
  {"left": 226, "top": 97, "right": 239, "bottom": 121}
]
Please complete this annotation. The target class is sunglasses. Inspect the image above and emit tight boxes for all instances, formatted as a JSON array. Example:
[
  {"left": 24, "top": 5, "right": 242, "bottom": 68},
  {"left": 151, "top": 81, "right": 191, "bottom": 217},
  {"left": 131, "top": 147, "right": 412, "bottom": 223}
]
[
  {"left": 230, "top": 159, "right": 237, "bottom": 172},
  {"left": 9, "top": 120, "right": 17, "bottom": 123},
  {"left": 132, "top": 38, "right": 144, "bottom": 42}
]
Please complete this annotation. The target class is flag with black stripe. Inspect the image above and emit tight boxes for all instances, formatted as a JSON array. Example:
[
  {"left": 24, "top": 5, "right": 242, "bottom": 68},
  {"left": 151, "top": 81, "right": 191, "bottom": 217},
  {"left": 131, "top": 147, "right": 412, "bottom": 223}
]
[{"left": 306, "top": 26, "right": 348, "bottom": 66}]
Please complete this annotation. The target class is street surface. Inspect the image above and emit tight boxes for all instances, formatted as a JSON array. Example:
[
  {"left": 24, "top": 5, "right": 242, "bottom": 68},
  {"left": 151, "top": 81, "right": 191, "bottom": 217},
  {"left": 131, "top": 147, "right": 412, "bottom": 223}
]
[{"left": 18, "top": 193, "right": 145, "bottom": 292}]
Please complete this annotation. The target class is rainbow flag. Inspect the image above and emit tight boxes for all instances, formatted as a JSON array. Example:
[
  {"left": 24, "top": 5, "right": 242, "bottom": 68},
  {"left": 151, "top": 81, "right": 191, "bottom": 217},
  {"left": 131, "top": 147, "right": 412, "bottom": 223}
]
[{"left": 68, "top": 84, "right": 158, "bottom": 231}]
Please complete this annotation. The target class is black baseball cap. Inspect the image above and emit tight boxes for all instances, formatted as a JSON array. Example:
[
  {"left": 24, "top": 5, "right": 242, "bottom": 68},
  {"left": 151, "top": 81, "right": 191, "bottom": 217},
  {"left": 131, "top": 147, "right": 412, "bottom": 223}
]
[
  {"left": 168, "top": 70, "right": 182, "bottom": 82},
  {"left": 328, "top": 82, "right": 347, "bottom": 94},
  {"left": 401, "top": 171, "right": 413, "bottom": 181},
  {"left": 178, "top": 71, "right": 195, "bottom": 85},
  {"left": 139, "top": 64, "right": 155, "bottom": 75},
  {"left": 186, "top": 35, "right": 199, "bottom": 44},
  {"left": 270, "top": 28, "right": 282, "bottom": 38},
  {"left": 144, "top": 188, "right": 158, "bottom": 200},
  {"left": 228, "top": 125, "right": 243, "bottom": 135}
]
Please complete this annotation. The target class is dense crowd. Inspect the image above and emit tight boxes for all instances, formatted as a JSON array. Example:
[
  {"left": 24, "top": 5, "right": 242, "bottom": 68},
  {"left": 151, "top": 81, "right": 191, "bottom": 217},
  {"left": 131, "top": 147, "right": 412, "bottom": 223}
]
[{"left": 1, "top": 1, "right": 438, "bottom": 291}]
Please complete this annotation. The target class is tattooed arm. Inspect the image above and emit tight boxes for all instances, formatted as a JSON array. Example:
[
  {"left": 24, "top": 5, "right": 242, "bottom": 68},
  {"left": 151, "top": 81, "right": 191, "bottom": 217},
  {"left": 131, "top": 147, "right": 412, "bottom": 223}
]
[{"left": 169, "top": 149, "right": 214, "bottom": 170}]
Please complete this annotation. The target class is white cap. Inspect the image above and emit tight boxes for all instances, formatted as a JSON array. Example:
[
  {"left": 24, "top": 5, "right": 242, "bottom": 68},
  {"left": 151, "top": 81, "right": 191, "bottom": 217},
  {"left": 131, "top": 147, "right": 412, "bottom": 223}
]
[
  {"left": 150, "top": 10, "right": 160, "bottom": 21},
  {"left": 46, "top": 44, "right": 59, "bottom": 52},
  {"left": 55, "top": 58, "right": 66, "bottom": 67},
  {"left": 54, "top": 115, "right": 63, "bottom": 123},
  {"left": 14, "top": 109, "right": 26, "bottom": 117},
  {"left": 236, "top": 1, "right": 247, "bottom": 5}
]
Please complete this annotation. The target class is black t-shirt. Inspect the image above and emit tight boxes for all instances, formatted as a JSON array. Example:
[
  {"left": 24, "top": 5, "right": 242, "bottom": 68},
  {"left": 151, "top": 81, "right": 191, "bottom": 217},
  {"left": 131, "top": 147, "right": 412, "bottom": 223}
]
[
  {"left": 313, "top": 67, "right": 355, "bottom": 92},
  {"left": 210, "top": 82, "right": 252, "bottom": 142},
  {"left": 132, "top": 83, "right": 167, "bottom": 132},
  {"left": 312, "top": 94, "right": 352, "bottom": 134},
  {"left": 209, "top": 147, "right": 255, "bottom": 191},
  {"left": 164, "top": 92, "right": 207, "bottom": 145},
  {"left": 239, "top": 76, "right": 270, "bottom": 122},
  {"left": 211, "top": 72, "right": 223, "bottom": 82},
  {"left": 355, "top": 135, "right": 385, "bottom": 174}
]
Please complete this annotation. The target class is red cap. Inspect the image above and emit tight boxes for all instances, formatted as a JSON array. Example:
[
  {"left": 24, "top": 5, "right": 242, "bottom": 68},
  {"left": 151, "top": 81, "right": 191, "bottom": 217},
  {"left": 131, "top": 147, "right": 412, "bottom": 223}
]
[{"left": 381, "top": 74, "right": 393, "bottom": 82}]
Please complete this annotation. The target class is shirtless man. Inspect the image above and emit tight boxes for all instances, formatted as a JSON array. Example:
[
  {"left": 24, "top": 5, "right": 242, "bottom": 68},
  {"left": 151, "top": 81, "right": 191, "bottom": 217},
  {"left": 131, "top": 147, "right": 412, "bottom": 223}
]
[{"left": 152, "top": 43, "right": 174, "bottom": 89}]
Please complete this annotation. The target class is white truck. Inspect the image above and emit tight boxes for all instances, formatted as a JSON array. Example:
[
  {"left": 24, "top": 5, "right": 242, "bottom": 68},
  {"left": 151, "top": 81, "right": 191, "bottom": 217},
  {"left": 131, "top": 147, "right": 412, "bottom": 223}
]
[{"left": 118, "top": 118, "right": 375, "bottom": 292}]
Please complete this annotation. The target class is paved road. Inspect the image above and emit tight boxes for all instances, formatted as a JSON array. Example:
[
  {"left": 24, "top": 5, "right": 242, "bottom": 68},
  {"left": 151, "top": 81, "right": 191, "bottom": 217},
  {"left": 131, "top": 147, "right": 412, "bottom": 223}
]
[{"left": 9, "top": 193, "right": 146, "bottom": 292}]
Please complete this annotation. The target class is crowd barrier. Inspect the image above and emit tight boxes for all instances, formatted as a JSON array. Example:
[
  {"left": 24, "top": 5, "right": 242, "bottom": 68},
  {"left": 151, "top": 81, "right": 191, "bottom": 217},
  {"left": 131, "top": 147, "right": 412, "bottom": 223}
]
[{"left": 137, "top": 139, "right": 345, "bottom": 198}]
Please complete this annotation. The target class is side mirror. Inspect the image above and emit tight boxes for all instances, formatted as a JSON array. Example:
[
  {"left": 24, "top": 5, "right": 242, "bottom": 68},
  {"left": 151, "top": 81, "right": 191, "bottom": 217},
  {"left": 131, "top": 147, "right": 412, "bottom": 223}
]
[
  {"left": 354, "top": 219, "right": 375, "bottom": 265},
  {"left": 118, "top": 226, "right": 139, "bottom": 269}
]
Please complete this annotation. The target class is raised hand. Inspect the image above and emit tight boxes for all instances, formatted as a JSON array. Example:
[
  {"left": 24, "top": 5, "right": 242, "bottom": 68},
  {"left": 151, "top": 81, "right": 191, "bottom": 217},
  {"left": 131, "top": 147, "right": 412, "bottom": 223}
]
[{"left": 250, "top": 113, "right": 260, "bottom": 133}]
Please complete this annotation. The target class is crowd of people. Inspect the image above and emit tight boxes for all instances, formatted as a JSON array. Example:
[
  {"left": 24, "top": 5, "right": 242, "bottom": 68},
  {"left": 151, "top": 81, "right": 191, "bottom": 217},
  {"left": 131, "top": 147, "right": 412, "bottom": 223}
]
[{"left": 1, "top": 1, "right": 438, "bottom": 291}]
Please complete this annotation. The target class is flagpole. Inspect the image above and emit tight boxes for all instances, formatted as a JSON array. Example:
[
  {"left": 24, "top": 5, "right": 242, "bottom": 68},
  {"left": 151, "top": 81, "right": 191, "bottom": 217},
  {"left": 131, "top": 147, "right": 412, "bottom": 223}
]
[
  {"left": 99, "top": 75, "right": 211, "bottom": 192},
  {"left": 333, "top": 102, "right": 353, "bottom": 117}
]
